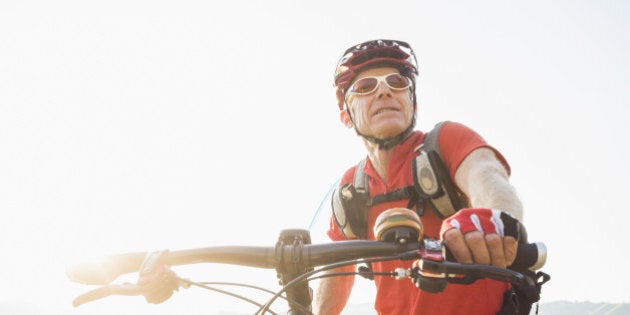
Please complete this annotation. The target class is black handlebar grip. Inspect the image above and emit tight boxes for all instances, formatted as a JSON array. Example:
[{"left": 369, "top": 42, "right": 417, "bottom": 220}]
[{"left": 511, "top": 242, "right": 547, "bottom": 271}]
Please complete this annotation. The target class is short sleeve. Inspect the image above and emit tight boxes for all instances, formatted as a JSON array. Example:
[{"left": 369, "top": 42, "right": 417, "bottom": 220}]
[{"left": 437, "top": 121, "right": 511, "bottom": 178}]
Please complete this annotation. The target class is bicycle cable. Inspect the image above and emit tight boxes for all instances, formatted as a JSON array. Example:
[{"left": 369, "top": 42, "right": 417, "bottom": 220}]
[
  {"left": 200, "top": 281, "right": 312, "bottom": 314},
  {"left": 308, "top": 271, "right": 396, "bottom": 281},
  {"left": 256, "top": 253, "right": 411, "bottom": 315},
  {"left": 178, "top": 278, "right": 277, "bottom": 314}
]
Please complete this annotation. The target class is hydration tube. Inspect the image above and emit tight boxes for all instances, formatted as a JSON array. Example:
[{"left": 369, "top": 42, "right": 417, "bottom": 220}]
[{"left": 307, "top": 177, "right": 341, "bottom": 231}]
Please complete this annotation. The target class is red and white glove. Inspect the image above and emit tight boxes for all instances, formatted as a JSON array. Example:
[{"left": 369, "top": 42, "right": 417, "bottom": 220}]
[
  {"left": 440, "top": 208, "right": 522, "bottom": 267},
  {"left": 441, "top": 208, "right": 520, "bottom": 239}
]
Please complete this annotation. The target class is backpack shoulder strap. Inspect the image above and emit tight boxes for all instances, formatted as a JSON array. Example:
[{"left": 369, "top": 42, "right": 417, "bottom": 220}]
[
  {"left": 331, "top": 158, "right": 371, "bottom": 239},
  {"left": 413, "top": 121, "right": 467, "bottom": 218},
  {"left": 418, "top": 121, "right": 447, "bottom": 155},
  {"left": 353, "top": 158, "right": 369, "bottom": 195}
]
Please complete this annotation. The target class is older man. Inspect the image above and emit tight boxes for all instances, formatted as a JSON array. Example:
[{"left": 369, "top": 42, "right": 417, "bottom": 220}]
[{"left": 313, "top": 39, "right": 525, "bottom": 315}]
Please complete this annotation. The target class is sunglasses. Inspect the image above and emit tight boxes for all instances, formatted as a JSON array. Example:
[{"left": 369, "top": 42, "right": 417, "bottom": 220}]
[{"left": 347, "top": 73, "right": 411, "bottom": 96}]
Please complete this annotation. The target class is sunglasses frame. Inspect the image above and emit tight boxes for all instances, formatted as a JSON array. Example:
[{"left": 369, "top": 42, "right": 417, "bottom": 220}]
[{"left": 346, "top": 73, "right": 412, "bottom": 98}]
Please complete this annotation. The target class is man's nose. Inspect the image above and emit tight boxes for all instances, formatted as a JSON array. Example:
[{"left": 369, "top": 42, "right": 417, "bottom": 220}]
[{"left": 376, "top": 81, "right": 393, "bottom": 98}]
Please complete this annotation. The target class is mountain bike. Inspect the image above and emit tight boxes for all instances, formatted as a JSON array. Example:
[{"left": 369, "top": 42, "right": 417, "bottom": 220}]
[{"left": 67, "top": 209, "right": 550, "bottom": 314}]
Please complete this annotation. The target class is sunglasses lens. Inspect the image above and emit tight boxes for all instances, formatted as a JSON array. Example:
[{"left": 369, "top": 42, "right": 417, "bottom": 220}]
[
  {"left": 352, "top": 78, "right": 378, "bottom": 94},
  {"left": 349, "top": 74, "right": 410, "bottom": 95},
  {"left": 386, "top": 74, "right": 409, "bottom": 89}
]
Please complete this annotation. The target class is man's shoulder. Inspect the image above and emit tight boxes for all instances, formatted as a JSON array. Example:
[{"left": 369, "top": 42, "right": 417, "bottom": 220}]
[
  {"left": 423, "top": 120, "right": 477, "bottom": 135},
  {"left": 339, "top": 160, "right": 362, "bottom": 185},
  {"left": 423, "top": 121, "right": 483, "bottom": 149}
]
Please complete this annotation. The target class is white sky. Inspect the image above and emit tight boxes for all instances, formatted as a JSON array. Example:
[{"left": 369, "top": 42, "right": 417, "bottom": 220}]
[{"left": 1, "top": 1, "right": 629, "bottom": 314}]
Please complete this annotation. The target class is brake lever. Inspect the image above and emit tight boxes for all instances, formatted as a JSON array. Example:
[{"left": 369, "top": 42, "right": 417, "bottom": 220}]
[
  {"left": 73, "top": 283, "right": 141, "bottom": 307},
  {"left": 418, "top": 259, "right": 526, "bottom": 286},
  {"left": 401, "top": 238, "right": 531, "bottom": 293}
]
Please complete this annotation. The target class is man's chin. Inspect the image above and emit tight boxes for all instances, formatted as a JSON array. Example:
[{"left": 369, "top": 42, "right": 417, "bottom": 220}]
[{"left": 370, "top": 122, "right": 408, "bottom": 139}]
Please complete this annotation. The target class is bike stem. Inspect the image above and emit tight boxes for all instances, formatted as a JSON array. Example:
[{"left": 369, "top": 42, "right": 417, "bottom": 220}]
[{"left": 274, "top": 229, "right": 314, "bottom": 315}]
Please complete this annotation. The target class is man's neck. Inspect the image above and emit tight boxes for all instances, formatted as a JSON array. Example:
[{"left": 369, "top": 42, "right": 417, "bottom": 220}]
[{"left": 364, "top": 140, "right": 395, "bottom": 182}]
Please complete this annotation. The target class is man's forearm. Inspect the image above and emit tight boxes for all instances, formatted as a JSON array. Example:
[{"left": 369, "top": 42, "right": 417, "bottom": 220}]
[
  {"left": 312, "top": 265, "right": 355, "bottom": 315},
  {"left": 455, "top": 148, "right": 524, "bottom": 220}
]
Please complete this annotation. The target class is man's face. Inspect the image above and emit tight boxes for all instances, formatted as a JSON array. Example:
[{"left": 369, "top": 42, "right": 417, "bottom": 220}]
[{"left": 344, "top": 67, "right": 415, "bottom": 140}]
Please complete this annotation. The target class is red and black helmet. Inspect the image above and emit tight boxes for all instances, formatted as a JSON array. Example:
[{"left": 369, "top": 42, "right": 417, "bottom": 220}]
[{"left": 334, "top": 39, "right": 419, "bottom": 110}]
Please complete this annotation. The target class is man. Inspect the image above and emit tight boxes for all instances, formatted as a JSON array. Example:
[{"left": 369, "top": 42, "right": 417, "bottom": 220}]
[{"left": 313, "top": 39, "right": 525, "bottom": 314}]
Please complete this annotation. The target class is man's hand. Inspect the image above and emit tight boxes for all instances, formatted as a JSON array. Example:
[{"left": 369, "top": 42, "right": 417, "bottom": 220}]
[
  {"left": 137, "top": 250, "right": 179, "bottom": 304},
  {"left": 440, "top": 208, "right": 520, "bottom": 268}
]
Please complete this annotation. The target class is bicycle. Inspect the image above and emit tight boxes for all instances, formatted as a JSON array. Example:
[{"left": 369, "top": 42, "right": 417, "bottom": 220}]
[{"left": 67, "top": 209, "right": 550, "bottom": 314}]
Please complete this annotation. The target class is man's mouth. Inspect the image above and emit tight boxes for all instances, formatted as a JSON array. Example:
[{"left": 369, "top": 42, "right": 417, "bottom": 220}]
[{"left": 374, "top": 108, "right": 398, "bottom": 116}]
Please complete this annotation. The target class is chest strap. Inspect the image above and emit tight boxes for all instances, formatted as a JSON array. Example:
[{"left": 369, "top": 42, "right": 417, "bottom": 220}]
[{"left": 353, "top": 159, "right": 422, "bottom": 208}]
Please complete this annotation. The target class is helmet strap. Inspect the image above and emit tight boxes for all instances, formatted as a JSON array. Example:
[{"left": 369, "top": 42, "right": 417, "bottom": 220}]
[
  {"left": 347, "top": 109, "right": 416, "bottom": 150},
  {"left": 358, "top": 118, "right": 416, "bottom": 150}
]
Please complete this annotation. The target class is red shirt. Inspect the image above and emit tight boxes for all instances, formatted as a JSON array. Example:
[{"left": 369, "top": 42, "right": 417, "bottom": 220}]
[{"left": 327, "top": 121, "right": 510, "bottom": 315}]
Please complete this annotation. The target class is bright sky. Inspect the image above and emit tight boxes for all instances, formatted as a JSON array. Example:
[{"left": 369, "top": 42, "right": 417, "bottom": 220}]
[{"left": 1, "top": 1, "right": 629, "bottom": 314}]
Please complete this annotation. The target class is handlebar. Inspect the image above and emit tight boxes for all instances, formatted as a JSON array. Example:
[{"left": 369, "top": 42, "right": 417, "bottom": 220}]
[
  {"left": 67, "top": 229, "right": 549, "bottom": 314},
  {"left": 67, "top": 240, "right": 546, "bottom": 286}
]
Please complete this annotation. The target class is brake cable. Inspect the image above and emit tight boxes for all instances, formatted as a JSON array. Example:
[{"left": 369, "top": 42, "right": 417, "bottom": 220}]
[
  {"left": 177, "top": 278, "right": 278, "bottom": 314},
  {"left": 256, "top": 253, "right": 410, "bottom": 315}
]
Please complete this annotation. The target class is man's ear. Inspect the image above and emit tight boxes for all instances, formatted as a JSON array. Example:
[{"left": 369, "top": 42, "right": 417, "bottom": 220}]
[{"left": 340, "top": 110, "right": 353, "bottom": 128}]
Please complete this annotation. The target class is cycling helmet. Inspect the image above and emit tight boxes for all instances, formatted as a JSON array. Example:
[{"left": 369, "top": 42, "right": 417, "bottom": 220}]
[{"left": 334, "top": 39, "right": 419, "bottom": 110}]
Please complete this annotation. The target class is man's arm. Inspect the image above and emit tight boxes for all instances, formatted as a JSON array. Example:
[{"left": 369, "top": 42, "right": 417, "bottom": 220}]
[
  {"left": 312, "top": 265, "right": 355, "bottom": 315},
  {"left": 454, "top": 147, "right": 523, "bottom": 220},
  {"left": 443, "top": 147, "right": 523, "bottom": 267}
]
